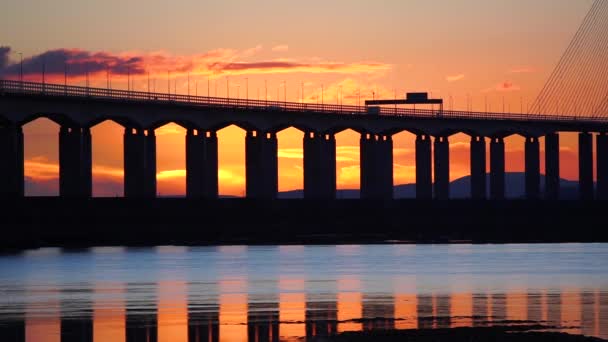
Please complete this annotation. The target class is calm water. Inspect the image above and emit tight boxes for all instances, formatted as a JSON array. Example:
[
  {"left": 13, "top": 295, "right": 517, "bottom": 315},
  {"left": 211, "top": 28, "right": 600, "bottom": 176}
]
[{"left": 0, "top": 244, "right": 607, "bottom": 341}]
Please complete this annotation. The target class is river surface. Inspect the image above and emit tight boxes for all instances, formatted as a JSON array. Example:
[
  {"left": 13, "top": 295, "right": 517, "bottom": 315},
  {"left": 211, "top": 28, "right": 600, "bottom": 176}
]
[{"left": 0, "top": 244, "right": 607, "bottom": 341}]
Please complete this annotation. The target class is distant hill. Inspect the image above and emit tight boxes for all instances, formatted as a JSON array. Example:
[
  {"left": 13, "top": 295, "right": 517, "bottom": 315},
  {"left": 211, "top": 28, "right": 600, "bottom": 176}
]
[{"left": 278, "top": 173, "right": 583, "bottom": 199}]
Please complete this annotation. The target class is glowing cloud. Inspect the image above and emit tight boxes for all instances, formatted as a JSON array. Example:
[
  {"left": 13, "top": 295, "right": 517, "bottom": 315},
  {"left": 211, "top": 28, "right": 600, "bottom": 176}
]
[
  {"left": 446, "top": 74, "right": 465, "bottom": 82},
  {"left": 0, "top": 46, "right": 390, "bottom": 81},
  {"left": 495, "top": 81, "right": 521, "bottom": 92},
  {"left": 272, "top": 45, "right": 289, "bottom": 52},
  {"left": 509, "top": 66, "right": 536, "bottom": 73}
]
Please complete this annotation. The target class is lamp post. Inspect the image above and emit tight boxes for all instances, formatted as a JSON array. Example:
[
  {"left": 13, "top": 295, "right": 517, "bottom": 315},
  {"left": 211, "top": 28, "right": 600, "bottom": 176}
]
[
  {"left": 245, "top": 77, "right": 249, "bottom": 104},
  {"left": 18, "top": 52, "right": 23, "bottom": 83}
]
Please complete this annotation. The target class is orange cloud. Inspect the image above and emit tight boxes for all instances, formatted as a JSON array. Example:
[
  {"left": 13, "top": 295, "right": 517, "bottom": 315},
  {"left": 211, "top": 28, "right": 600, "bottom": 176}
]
[
  {"left": 496, "top": 81, "right": 520, "bottom": 92},
  {"left": 446, "top": 74, "right": 465, "bottom": 82},
  {"left": 304, "top": 78, "right": 395, "bottom": 105},
  {"left": 1, "top": 46, "right": 390, "bottom": 83},
  {"left": 509, "top": 66, "right": 536, "bottom": 73},
  {"left": 272, "top": 45, "right": 289, "bottom": 52}
]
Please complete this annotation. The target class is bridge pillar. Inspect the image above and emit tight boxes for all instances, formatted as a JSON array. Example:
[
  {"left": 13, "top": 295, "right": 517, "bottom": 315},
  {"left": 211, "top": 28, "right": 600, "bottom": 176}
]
[
  {"left": 525, "top": 136, "right": 541, "bottom": 199},
  {"left": 597, "top": 133, "right": 608, "bottom": 200},
  {"left": 490, "top": 137, "right": 505, "bottom": 200},
  {"left": 470, "top": 136, "right": 486, "bottom": 199},
  {"left": 186, "top": 128, "right": 203, "bottom": 198},
  {"left": 124, "top": 128, "right": 156, "bottom": 198},
  {"left": 246, "top": 131, "right": 278, "bottom": 199},
  {"left": 545, "top": 133, "right": 560, "bottom": 200},
  {"left": 434, "top": 136, "right": 450, "bottom": 200},
  {"left": 202, "top": 131, "right": 219, "bottom": 199},
  {"left": 379, "top": 135, "right": 394, "bottom": 200},
  {"left": 304, "top": 132, "right": 336, "bottom": 200},
  {"left": 144, "top": 130, "right": 156, "bottom": 198},
  {"left": 360, "top": 134, "right": 393, "bottom": 200},
  {"left": 0, "top": 124, "right": 24, "bottom": 197},
  {"left": 186, "top": 129, "right": 218, "bottom": 199},
  {"left": 415, "top": 134, "right": 432, "bottom": 199},
  {"left": 59, "top": 126, "right": 92, "bottom": 198},
  {"left": 579, "top": 132, "right": 594, "bottom": 200}
]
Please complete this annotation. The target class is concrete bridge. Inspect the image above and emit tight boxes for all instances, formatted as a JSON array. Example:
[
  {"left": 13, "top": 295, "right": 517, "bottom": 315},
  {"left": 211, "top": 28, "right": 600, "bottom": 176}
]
[{"left": 1, "top": 79, "right": 608, "bottom": 201}]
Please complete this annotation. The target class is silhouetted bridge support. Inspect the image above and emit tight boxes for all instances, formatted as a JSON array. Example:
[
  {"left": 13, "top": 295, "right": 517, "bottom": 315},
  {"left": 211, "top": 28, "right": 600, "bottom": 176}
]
[
  {"left": 598, "top": 133, "right": 608, "bottom": 200},
  {"left": 4, "top": 80, "right": 608, "bottom": 202},
  {"left": 470, "top": 136, "right": 487, "bottom": 199},
  {"left": 525, "top": 137, "right": 541, "bottom": 200},
  {"left": 361, "top": 134, "right": 393, "bottom": 200},
  {"left": 59, "top": 126, "right": 92, "bottom": 198},
  {"left": 545, "top": 133, "right": 560, "bottom": 200},
  {"left": 579, "top": 132, "right": 594, "bottom": 200},
  {"left": 416, "top": 135, "right": 432, "bottom": 200},
  {"left": 434, "top": 136, "right": 450, "bottom": 200},
  {"left": 304, "top": 132, "right": 336, "bottom": 200},
  {"left": 186, "top": 129, "right": 218, "bottom": 199},
  {"left": 490, "top": 137, "right": 505, "bottom": 200},
  {"left": 246, "top": 130, "right": 278, "bottom": 199},
  {"left": 124, "top": 128, "right": 156, "bottom": 198},
  {"left": 0, "top": 124, "right": 24, "bottom": 198}
]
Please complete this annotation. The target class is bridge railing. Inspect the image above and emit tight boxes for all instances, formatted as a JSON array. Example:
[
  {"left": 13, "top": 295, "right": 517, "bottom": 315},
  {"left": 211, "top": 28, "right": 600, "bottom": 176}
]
[{"left": 1, "top": 79, "right": 606, "bottom": 124}]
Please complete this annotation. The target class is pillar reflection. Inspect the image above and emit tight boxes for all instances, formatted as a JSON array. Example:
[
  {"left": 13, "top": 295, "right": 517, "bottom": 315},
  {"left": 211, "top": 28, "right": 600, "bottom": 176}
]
[
  {"left": 126, "top": 283, "right": 157, "bottom": 342},
  {"left": 61, "top": 289, "right": 93, "bottom": 342},
  {"left": 416, "top": 294, "right": 433, "bottom": 329},
  {"left": 472, "top": 293, "right": 488, "bottom": 327},
  {"left": 305, "top": 297, "right": 337, "bottom": 338}
]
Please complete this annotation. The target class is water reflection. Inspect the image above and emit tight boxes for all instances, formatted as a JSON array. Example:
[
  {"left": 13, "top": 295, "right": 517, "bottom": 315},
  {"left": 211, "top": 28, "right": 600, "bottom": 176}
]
[
  {"left": 0, "top": 244, "right": 606, "bottom": 341},
  {"left": 3, "top": 287, "right": 605, "bottom": 341}
]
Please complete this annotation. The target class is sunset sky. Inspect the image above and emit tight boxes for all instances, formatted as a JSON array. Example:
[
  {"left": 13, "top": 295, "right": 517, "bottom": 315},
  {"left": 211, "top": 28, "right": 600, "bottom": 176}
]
[{"left": 0, "top": 0, "right": 596, "bottom": 196}]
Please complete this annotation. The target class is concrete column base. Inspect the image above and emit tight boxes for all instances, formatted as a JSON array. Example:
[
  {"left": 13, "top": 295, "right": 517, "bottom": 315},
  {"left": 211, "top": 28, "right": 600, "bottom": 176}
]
[{"left": 0, "top": 124, "right": 24, "bottom": 197}]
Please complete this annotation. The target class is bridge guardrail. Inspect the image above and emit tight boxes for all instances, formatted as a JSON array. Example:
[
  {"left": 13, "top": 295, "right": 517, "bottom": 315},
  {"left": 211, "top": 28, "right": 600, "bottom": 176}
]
[{"left": 0, "top": 79, "right": 605, "bottom": 124}]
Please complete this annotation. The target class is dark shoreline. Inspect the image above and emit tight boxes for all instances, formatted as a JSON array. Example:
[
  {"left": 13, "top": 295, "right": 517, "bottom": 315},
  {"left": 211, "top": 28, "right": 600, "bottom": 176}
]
[
  {"left": 1, "top": 198, "right": 607, "bottom": 251},
  {"left": 310, "top": 326, "right": 607, "bottom": 341}
]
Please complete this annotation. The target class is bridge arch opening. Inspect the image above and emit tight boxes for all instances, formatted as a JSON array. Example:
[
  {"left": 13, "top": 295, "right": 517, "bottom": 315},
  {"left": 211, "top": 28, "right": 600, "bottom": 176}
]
[
  {"left": 22, "top": 117, "right": 59, "bottom": 196},
  {"left": 334, "top": 129, "right": 361, "bottom": 199},
  {"left": 392, "top": 131, "right": 417, "bottom": 199},
  {"left": 155, "top": 123, "right": 187, "bottom": 197},
  {"left": 217, "top": 124, "right": 246, "bottom": 198},
  {"left": 276, "top": 127, "right": 304, "bottom": 199},
  {"left": 557, "top": 132, "right": 597, "bottom": 199},
  {"left": 90, "top": 120, "right": 124, "bottom": 197},
  {"left": 448, "top": 133, "right": 473, "bottom": 199},
  {"left": 503, "top": 134, "right": 546, "bottom": 199}
]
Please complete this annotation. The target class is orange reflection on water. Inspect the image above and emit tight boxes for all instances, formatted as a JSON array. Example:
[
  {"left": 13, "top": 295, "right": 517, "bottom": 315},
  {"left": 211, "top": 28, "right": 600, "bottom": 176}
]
[
  {"left": 337, "top": 277, "right": 362, "bottom": 333},
  {"left": 25, "top": 297, "right": 60, "bottom": 342},
  {"left": 450, "top": 293, "right": 472, "bottom": 328},
  {"left": 561, "top": 291, "right": 582, "bottom": 335},
  {"left": 337, "top": 292, "right": 362, "bottom": 332},
  {"left": 93, "top": 283, "right": 125, "bottom": 342},
  {"left": 219, "top": 279, "right": 248, "bottom": 342},
  {"left": 279, "top": 278, "right": 306, "bottom": 340},
  {"left": 279, "top": 293, "right": 306, "bottom": 339},
  {"left": 158, "top": 281, "right": 188, "bottom": 342},
  {"left": 394, "top": 294, "right": 417, "bottom": 329},
  {"left": 506, "top": 292, "right": 527, "bottom": 322}
]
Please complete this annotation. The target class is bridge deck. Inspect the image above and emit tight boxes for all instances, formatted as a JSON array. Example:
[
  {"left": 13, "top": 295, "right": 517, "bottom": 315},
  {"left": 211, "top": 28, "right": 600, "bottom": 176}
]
[{"left": 1, "top": 79, "right": 605, "bottom": 125}]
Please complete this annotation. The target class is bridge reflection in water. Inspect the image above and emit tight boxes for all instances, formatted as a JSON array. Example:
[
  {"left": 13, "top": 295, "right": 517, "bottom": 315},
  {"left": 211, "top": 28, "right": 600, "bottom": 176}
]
[
  {"left": 1, "top": 244, "right": 607, "bottom": 341},
  {"left": 1, "top": 285, "right": 605, "bottom": 341},
  {"left": 0, "top": 279, "right": 608, "bottom": 342}
]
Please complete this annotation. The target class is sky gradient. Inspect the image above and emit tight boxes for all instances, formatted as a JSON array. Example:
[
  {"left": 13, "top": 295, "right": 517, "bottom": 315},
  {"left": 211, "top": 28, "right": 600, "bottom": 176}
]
[{"left": 0, "top": 0, "right": 596, "bottom": 196}]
